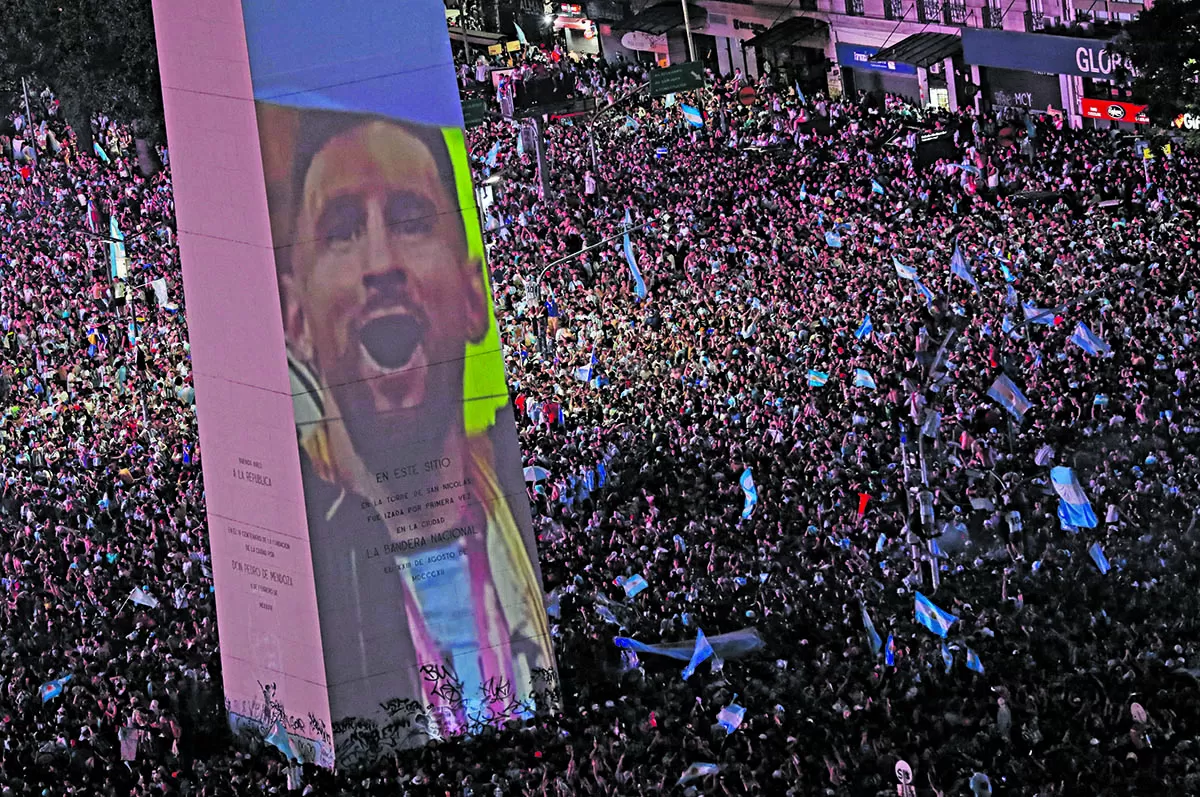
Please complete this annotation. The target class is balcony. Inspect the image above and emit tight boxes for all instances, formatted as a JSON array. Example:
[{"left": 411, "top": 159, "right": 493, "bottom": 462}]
[
  {"left": 845, "top": 0, "right": 866, "bottom": 16},
  {"left": 917, "top": 0, "right": 943, "bottom": 23},
  {"left": 1025, "top": 9, "right": 1047, "bottom": 30},
  {"left": 943, "top": 0, "right": 967, "bottom": 24},
  {"left": 982, "top": 5, "right": 1004, "bottom": 28},
  {"left": 885, "top": 0, "right": 905, "bottom": 19}
]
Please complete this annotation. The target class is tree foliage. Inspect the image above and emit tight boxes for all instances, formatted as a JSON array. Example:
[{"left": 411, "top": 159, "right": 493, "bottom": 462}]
[
  {"left": 0, "top": 0, "right": 163, "bottom": 150},
  {"left": 1111, "top": 0, "right": 1200, "bottom": 135}
]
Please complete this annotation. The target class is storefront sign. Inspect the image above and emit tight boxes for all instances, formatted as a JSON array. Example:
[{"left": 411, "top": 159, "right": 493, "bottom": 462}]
[
  {"left": 986, "top": 67, "right": 1061, "bottom": 111},
  {"left": 963, "top": 29, "right": 1129, "bottom": 80},
  {"left": 1081, "top": 98, "right": 1149, "bottom": 124},
  {"left": 836, "top": 44, "right": 918, "bottom": 76},
  {"left": 1174, "top": 112, "right": 1200, "bottom": 130}
]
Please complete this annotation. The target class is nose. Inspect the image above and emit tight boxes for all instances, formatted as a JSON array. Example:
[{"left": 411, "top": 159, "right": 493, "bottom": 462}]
[{"left": 362, "top": 204, "right": 406, "bottom": 296}]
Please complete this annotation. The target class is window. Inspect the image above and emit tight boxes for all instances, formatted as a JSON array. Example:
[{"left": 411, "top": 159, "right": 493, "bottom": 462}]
[
  {"left": 943, "top": 0, "right": 967, "bottom": 23},
  {"left": 983, "top": 2, "right": 1003, "bottom": 27},
  {"left": 917, "top": 0, "right": 942, "bottom": 23},
  {"left": 885, "top": 0, "right": 905, "bottom": 19},
  {"left": 845, "top": 0, "right": 866, "bottom": 16}
]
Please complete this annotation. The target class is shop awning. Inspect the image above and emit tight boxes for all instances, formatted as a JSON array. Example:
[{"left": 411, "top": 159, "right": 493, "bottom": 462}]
[
  {"left": 744, "top": 15, "right": 828, "bottom": 50},
  {"left": 870, "top": 32, "right": 961, "bottom": 69},
  {"left": 448, "top": 26, "right": 507, "bottom": 47},
  {"left": 611, "top": 2, "right": 707, "bottom": 35}
]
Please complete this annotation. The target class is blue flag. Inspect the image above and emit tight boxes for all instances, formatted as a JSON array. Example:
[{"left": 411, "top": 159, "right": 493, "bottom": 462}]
[
  {"left": 914, "top": 592, "right": 958, "bottom": 637},
  {"left": 265, "top": 720, "right": 300, "bottom": 761},
  {"left": 1051, "top": 466, "right": 1098, "bottom": 528},
  {"left": 680, "top": 103, "right": 704, "bottom": 128},
  {"left": 1022, "top": 304, "right": 1056, "bottom": 325},
  {"left": 987, "top": 373, "right": 1032, "bottom": 421},
  {"left": 853, "top": 369, "right": 877, "bottom": 389},
  {"left": 885, "top": 634, "right": 896, "bottom": 666},
  {"left": 484, "top": 141, "right": 500, "bottom": 169},
  {"left": 1005, "top": 283, "right": 1018, "bottom": 307},
  {"left": 623, "top": 574, "right": 650, "bottom": 598},
  {"left": 39, "top": 674, "right": 72, "bottom": 703},
  {"left": 1000, "top": 263, "right": 1015, "bottom": 283},
  {"left": 1088, "top": 542, "right": 1111, "bottom": 574},
  {"left": 716, "top": 701, "right": 746, "bottom": 734},
  {"left": 966, "top": 648, "right": 985, "bottom": 674},
  {"left": 861, "top": 606, "right": 883, "bottom": 654},
  {"left": 871, "top": 179, "right": 886, "bottom": 195},
  {"left": 514, "top": 22, "right": 528, "bottom": 45},
  {"left": 740, "top": 468, "right": 758, "bottom": 518},
  {"left": 93, "top": 142, "right": 110, "bottom": 164},
  {"left": 799, "top": 183, "right": 807, "bottom": 201},
  {"left": 824, "top": 230, "right": 843, "bottom": 248},
  {"left": 1070, "top": 322, "right": 1111, "bottom": 356},
  {"left": 950, "top": 245, "right": 977, "bottom": 289},
  {"left": 794, "top": 82, "right": 805, "bottom": 104},
  {"left": 624, "top": 115, "right": 641, "bottom": 131},
  {"left": 894, "top": 257, "right": 919, "bottom": 281},
  {"left": 623, "top": 210, "right": 647, "bottom": 300},
  {"left": 941, "top": 642, "right": 954, "bottom": 673},
  {"left": 915, "top": 280, "right": 936, "bottom": 308},
  {"left": 855, "top": 314, "right": 873, "bottom": 340},
  {"left": 807, "top": 369, "right": 829, "bottom": 387},
  {"left": 681, "top": 629, "right": 715, "bottom": 680}
]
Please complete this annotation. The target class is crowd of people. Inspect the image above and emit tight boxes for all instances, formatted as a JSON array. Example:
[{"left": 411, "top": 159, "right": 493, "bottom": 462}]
[{"left": 0, "top": 44, "right": 1198, "bottom": 796}]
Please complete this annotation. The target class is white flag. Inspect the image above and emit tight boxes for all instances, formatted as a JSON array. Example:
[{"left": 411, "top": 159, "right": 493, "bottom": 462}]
[
  {"left": 151, "top": 278, "right": 169, "bottom": 307},
  {"left": 129, "top": 587, "right": 159, "bottom": 608}
]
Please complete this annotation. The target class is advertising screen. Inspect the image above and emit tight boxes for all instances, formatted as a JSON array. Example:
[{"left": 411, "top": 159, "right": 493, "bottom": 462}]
[
  {"left": 242, "top": 0, "right": 557, "bottom": 759},
  {"left": 153, "top": 0, "right": 557, "bottom": 769}
]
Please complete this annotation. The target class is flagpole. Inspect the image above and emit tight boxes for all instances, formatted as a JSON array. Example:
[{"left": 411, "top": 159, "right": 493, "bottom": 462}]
[
  {"left": 680, "top": 0, "right": 695, "bottom": 63},
  {"left": 538, "top": 220, "right": 651, "bottom": 283}
]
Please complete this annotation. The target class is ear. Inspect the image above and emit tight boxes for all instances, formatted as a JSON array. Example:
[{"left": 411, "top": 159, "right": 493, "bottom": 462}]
[
  {"left": 463, "top": 257, "right": 490, "bottom": 344},
  {"left": 280, "top": 274, "right": 315, "bottom": 365}
]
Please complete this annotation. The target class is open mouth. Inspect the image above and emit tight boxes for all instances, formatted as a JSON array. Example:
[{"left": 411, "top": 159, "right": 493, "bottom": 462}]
[{"left": 359, "top": 314, "right": 424, "bottom": 370}]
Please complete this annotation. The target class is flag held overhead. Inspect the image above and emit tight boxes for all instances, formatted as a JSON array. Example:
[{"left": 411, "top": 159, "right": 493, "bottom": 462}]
[{"left": 914, "top": 592, "right": 958, "bottom": 637}]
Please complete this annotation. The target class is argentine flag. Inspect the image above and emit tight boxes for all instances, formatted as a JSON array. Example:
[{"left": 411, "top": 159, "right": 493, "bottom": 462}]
[
  {"left": 1088, "top": 541, "right": 1111, "bottom": 574},
  {"left": 855, "top": 314, "right": 873, "bottom": 339},
  {"left": 716, "top": 701, "right": 746, "bottom": 734},
  {"left": 915, "top": 280, "right": 936, "bottom": 307},
  {"left": 623, "top": 209, "right": 647, "bottom": 300},
  {"left": 1022, "top": 303, "right": 1056, "bottom": 325},
  {"left": 885, "top": 634, "right": 896, "bottom": 666},
  {"left": 39, "top": 674, "right": 72, "bottom": 703},
  {"left": 799, "top": 182, "right": 807, "bottom": 201},
  {"left": 1051, "top": 466, "right": 1098, "bottom": 528},
  {"left": 681, "top": 628, "right": 715, "bottom": 679},
  {"left": 893, "top": 257, "right": 919, "bottom": 281},
  {"left": 1070, "top": 322, "right": 1111, "bottom": 356},
  {"left": 678, "top": 763, "right": 720, "bottom": 785},
  {"left": 853, "top": 369, "right": 877, "bottom": 389},
  {"left": 265, "top": 720, "right": 301, "bottom": 761},
  {"left": 574, "top": 351, "right": 597, "bottom": 383},
  {"left": 966, "top": 648, "right": 984, "bottom": 674},
  {"left": 872, "top": 179, "right": 886, "bottom": 195},
  {"left": 950, "top": 245, "right": 977, "bottom": 289},
  {"left": 824, "top": 230, "right": 842, "bottom": 248},
  {"left": 623, "top": 574, "right": 650, "bottom": 598},
  {"left": 680, "top": 103, "right": 704, "bottom": 128},
  {"left": 941, "top": 642, "right": 954, "bottom": 673},
  {"left": 861, "top": 605, "right": 883, "bottom": 654},
  {"left": 740, "top": 468, "right": 758, "bottom": 518},
  {"left": 484, "top": 141, "right": 500, "bottom": 169},
  {"left": 987, "top": 373, "right": 1032, "bottom": 421},
  {"left": 914, "top": 592, "right": 958, "bottom": 637},
  {"left": 807, "top": 369, "right": 829, "bottom": 387}
]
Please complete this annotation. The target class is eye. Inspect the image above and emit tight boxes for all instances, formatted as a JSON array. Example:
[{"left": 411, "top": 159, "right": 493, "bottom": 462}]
[
  {"left": 386, "top": 193, "right": 436, "bottom": 237},
  {"left": 316, "top": 199, "right": 364, "bottom": 244}
]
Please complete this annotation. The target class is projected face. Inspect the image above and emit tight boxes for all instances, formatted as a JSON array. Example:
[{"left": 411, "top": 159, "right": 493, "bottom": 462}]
[{"left": 284, "top": 121, "right": 487, "bottom": 468}]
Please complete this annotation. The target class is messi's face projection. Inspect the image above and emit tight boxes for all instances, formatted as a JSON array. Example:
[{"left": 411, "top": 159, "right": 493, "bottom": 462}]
[{"left": 286, "top": 121, "right": 487, "bottom": 472}]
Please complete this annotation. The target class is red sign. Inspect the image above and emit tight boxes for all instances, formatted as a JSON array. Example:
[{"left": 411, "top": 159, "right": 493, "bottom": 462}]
[
  {"left": 1081, "top": 98, "right": 1149, "bottom": 124},
  {"left": 738, "top": 86, "right": 756, "bottom": 106}
]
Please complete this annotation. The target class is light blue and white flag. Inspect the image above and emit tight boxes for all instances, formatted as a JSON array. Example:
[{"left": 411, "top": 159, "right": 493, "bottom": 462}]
[
  {"left": 624, "top": 115, "right": 641, "bottom": 130},
  {"left": 861, "top": 605, "right": 883, "bottom": 654},
  {"left": 265, "top": 720, "right": 301, "bottom": 761},
  {"left": 1000, "top": 263, "right": 1015, "bottom": 283},
  {"left": 950, "top": 245, "right": 977, "bottom": 289},
  {"left": 824, "top": 230, "right": 842, "bottom": 248},
  {"left": 678, "top": 763, "right": 720, "bottom": 785},
  {"left": 794, "top": 82, "right": 806, "bottom": 104},
  {"left": 894, "top": 257, "right": 919, "bottom": 281},
  {"left": 614, "top": 628, "right": 765, "bottom": 661},
  {"left": 855, "top": 314, "right": 873, "bottom": 340},
  {"left": 93, "top": 142, "right": 110, "bottom": 164},
  {"left": 1022, "top": 303, "right": 1056, "bottom": 325},
  {"left": 853, "top": 369, "right": 876, "bottom": 389},
  {"left": 941, "top": 641, "right": 954, "bottom": 673},
  {"left": 966, "top": 648, "right": 984, "bottom": 674},
  {"left": 716, "top": 701, "right": 746, "bottom": 734},
  {"left": 807, "top": 369, "right": 829, "bottom": 387},
  {"left": 1051, "top": 466, "right": 1098, "bottom": 528},
  {"left": 515, "top": 131, "right": 524, "bottom": 157},
  {"left": 987, "top": 373, "right": 1032, "bottom": 421},
  {"left": 484, "top": 141, "right": 500, "bottom": 169},
  {"left": 1088, "top": 541, "right": 1111, "bottom": 574},
  {"left": 680, "top": 103, "right": 704, "bottom": 128},
  {"left": 1070, "top": 322, "right": 1111, "bottom": 356},
  {"left": 1005, "top": 283, "right": 1018, "bottom": 307},
  {"left": 574, "top": 351, "right": 597, "bottom": 383},
  {"left": 39, "top": 674, "right": 72, "bottom": 703},
  {"left": 623, "top": 209, "right": 647, "bottom": 300},
  {"left": 681, "top": 629, "right": 715, "bottom": 680},
  {"left": 921, "top": 410, "right": 942, "bottom": 438},
  {"left": 871, "top": 179, "right": 886, "bottom": 195},
  {"left": 740, "top": 468, "right": 758, "bottom": 518},
  {"left": 915, "top": 280, "right": 936, "bottom": 308},
  {"left": 623, "top": 574, "right": 650, "bottom": 598},
  {"left": 799, "top": 182, "right": 807, "bottom": 201},
  {"left": 514, "top": 22, "right": 529, "bottom": 45},
  {"left": 914, "top": 592, "right": 958, "bottom": 637},
  {"left": 664, "top": 93, "right": 676, "bottom": 107},
  {"left": 885, "top": 634, "right": 896, "bottom": 666}
]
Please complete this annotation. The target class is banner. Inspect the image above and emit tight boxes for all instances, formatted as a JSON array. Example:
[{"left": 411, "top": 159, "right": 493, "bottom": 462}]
[
  {"left": 963, "top": 29, "right": 1128, "bottom": 80},
  {"left": 1081, "top": 98, "right": 1150, "bottom": 124},
  {"left": 154, "top": 0, "right": 556, "bottom": 768}
]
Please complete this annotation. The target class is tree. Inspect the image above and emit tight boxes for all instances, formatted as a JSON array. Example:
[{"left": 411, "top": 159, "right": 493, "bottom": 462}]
[
  {"left": 1111, "top": 0, "right": 1200, "bottom": 142},
  {"left": 0, "top": 0, "right": 164, "bottom": 166}
]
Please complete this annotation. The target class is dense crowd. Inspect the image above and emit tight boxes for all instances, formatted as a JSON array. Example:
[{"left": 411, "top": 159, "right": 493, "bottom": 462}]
[{"left": 0, "top": 48, "right": 1199, "bottom": 797}]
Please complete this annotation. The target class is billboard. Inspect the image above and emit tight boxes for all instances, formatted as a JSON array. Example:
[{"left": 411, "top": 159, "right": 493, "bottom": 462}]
[
  {"left": 963, "top": 29, "right": 1127, "bottom": 80},
  {"left": 836, "top": 43, "right": 919, "bottom": 77},
  {"left": 1081, "top": 98, "right": 1150, "bottom": 124},
  {"left": 153, "top": 0, "right": 556, "bottom": 769}
]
